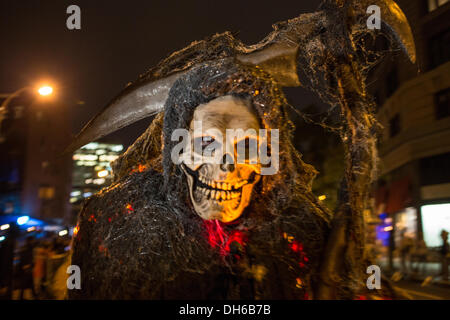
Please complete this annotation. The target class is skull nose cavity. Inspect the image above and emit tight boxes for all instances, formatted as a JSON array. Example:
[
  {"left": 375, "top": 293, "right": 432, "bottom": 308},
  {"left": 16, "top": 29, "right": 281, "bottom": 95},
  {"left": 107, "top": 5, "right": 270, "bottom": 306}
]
[{"left": 220, "top": 154, "right": 235, "bottom": 172}]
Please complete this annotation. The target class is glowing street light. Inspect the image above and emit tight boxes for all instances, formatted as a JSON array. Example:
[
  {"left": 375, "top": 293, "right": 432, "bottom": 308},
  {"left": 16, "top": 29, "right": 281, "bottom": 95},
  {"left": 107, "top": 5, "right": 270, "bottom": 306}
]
[
  {"left": 97, "top": 169, "right": 109, "bottom": 178},
  {"left": 38, "top": 85, "right": 53, "bottom": 96},
  {"left": 0, "top": 83, "right": 57, "bottom": 143}
]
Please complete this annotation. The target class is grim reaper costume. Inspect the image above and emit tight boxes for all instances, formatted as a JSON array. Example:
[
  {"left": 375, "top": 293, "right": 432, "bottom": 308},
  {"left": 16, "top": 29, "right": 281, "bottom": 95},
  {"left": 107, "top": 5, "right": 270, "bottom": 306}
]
[{"left": 68, "top": 0, "right": 416, "bottom": 299}]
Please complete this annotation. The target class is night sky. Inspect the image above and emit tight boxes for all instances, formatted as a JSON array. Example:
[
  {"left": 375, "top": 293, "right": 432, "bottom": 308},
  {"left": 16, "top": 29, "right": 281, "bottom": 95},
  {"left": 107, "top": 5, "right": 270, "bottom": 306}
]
[{"left": 0, "top": 0, "right": 324, "bottom": 149}]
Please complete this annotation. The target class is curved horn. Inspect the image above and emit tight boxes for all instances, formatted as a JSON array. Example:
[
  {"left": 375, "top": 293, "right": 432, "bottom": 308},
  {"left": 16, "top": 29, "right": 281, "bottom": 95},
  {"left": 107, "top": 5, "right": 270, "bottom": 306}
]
[
  {"left": 66, "top": 0, "right": 415, "bottom": 154},
  {"left": 65, "top": 72, "right": 182, "bottom": 154},
  {"left": 326, "top": 0, "right": 416, "bottom": 63},
  {"left": 378, "top": 0, "right": 416, "bottom": 63},
  {"left": 237, "top": 0, "right": 415, "bottom": 83},
  {"left": 237, "top": 42, "right": 300, "bottom": 87}
]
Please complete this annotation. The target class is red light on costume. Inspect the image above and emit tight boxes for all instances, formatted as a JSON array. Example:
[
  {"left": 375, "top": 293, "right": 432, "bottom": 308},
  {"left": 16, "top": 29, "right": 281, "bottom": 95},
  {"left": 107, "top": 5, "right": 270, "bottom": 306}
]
[
  {"left": 285, "top": 233, "right": 308, "bottom": 270},
  {"left": 289, "top": 240, "right": 304, "bottom": 253},
  {"left": 98, "top": 244, "right": 109, "bottom": 256},
  {"left": 224, "top": 230, "right": 246, "bottom": 253},
  {"left": 126, "top": 203, "right": 134, "bottom": 212},
  {"left": 203, "top": 220, "right": 247, "bottom": 257}
]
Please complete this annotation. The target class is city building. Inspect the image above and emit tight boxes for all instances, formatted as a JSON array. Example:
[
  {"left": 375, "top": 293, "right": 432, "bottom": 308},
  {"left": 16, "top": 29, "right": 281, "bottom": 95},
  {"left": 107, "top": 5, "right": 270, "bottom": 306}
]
[
  {"left": 0, "top": 92, "right": 33, "bottom": 216},
  {"left": 0, "top": 94, "right": 72, "bottom": 224},
  {"left": 372, "top": 0, "right": 450, "bottom": 252},
  {"left": 70, "top": 142, "right": 123, "bottom": 223}
]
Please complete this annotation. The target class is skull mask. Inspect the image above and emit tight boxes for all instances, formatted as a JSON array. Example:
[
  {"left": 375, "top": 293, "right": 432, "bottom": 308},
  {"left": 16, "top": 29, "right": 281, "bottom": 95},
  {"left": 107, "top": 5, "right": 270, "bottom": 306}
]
[{"left": 180, "top": 95, "right": 262, "bottom": 223}]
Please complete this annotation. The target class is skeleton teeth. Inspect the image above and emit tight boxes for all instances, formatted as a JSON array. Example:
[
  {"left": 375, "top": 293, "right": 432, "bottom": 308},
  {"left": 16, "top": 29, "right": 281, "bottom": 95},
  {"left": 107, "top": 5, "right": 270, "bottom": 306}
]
[
  {"left": 215, "top": 191, "right": 221, "bottom": 200},
  {"left": 205, "top": 189, "right": 210, "bottom": 198},
  {"left": 210, "top": 190, "right": 216, "bottom": 199},
  {"left": 220, "top": 191, "right": 226, "bottom": 200},
  {"left": 227, "top": 191, "right": 231, "bottom": 200},
  {"left": 199, "top": 179, "right": 248, "bottom": 192}
]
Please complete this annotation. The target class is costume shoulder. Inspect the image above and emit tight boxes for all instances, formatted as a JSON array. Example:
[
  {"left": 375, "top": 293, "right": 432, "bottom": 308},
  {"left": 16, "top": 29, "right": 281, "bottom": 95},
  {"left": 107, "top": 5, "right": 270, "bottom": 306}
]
[{"left": 69, "top": 169, "right": 217, "bottom": 299}]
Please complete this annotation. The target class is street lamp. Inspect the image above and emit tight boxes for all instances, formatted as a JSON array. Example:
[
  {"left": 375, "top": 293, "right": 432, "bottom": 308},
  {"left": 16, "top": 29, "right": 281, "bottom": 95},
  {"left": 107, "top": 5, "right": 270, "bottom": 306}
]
[
  {"left": 0, "top": 84, "right": 54, "bottom": 143},
  {"left": 38, "top": 85, "right": 53, "bottom": 96}
]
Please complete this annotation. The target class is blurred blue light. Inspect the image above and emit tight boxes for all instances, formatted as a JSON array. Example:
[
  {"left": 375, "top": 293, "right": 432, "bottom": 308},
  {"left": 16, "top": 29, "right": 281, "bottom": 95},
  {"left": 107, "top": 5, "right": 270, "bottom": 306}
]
[
  {"left": 0, "top": 236, "right": 5, "bottom": 242},
  {"left": 17, "top": 216, "right": 29, "bottom": 225},
  {"left": 379, "top": 212, "right": 388, "bottom": 220}
]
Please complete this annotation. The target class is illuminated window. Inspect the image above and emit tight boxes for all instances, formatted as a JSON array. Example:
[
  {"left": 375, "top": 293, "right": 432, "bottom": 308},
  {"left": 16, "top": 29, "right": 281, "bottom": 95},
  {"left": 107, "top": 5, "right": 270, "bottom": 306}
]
[
  {"left": 14, "top": 105, "right": 24, "bottom": 119},
  {"left": 427, "top": 0, "right": 449, "bottom": 12},
  {"left": 421, "top": 203, "right": 450, "bottom": 247},
  {"left": 39, "top": 187, "right": 55, "bottom": 199}
]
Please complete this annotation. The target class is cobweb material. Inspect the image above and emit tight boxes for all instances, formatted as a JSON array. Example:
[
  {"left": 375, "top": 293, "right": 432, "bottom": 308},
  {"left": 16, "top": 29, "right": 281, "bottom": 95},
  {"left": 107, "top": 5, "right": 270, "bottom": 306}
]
[
  {"left": 70, "top": 0, "right": 405, "bottom": 299},
  {"left": 70, "top": 59, "right": 333, "bottom": 299}
]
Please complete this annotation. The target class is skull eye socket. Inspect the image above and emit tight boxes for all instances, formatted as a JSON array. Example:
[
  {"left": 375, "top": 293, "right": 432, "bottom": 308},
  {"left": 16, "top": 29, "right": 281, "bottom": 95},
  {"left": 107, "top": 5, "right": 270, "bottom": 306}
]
[
  {"left": 236, "top": 137, "right": 259, "bottom": 163},
  {"left": 193, "top": 136, "right": 218, "bottom": 155}
]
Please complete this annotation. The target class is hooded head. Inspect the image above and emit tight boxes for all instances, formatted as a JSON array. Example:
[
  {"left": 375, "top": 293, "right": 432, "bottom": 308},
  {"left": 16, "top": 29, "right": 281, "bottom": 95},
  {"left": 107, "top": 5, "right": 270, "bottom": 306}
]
[{"left": 160, "top": 58, "right": 318, "bottom": 223}]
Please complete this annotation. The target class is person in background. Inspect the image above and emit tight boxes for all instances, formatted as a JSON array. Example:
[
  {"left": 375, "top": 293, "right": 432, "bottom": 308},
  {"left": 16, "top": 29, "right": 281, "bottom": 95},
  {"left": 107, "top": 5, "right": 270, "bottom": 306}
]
[
  {"left": 399, "top": 231, "right": 414, "bottom": 275},
  {"left": 410, "top": 238, "right": 428, "bottom": 275},
  {"left": 17, "top": 236, "right": 37, "bottom": 299},
  {"left": 0, "top": 223, "right": 18, "bottom": 299},
  {"left": 440, "top": 230, "right": 449, "bottom": 281},
  {"left": 33, "top": 240, "right": 50, "bottom": 297},
  {"left": 43, "top": 236, "right": 71, "bottom": 299}
]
